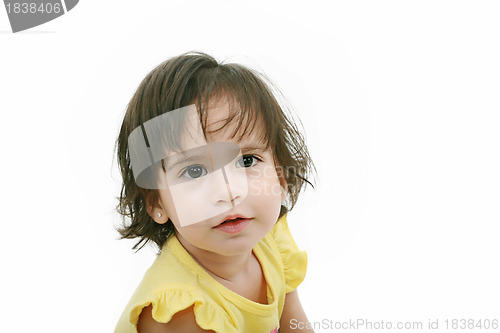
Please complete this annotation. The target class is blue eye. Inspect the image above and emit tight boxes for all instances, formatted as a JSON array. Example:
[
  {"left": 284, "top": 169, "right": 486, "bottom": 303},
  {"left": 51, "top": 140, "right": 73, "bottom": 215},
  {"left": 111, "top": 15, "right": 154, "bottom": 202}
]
[
  {"left": 180, "top": 165, "right": 208, "bottom": 179},
  {"left": 236, "top": 155, "right": 261, "bottom": 168}
]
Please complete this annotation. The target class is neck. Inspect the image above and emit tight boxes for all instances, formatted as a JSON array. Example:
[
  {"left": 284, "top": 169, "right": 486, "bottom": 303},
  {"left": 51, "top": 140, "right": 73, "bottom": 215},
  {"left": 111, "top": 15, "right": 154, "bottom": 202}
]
[{"left": 175, "top": 232, "right": 253, "bottom": 282}]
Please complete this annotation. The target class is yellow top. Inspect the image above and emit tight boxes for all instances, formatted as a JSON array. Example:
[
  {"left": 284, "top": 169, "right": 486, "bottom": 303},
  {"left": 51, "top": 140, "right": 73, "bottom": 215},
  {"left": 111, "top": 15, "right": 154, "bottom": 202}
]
[{"left": 114, "top": 215, "right": 307, "bottom": 333}]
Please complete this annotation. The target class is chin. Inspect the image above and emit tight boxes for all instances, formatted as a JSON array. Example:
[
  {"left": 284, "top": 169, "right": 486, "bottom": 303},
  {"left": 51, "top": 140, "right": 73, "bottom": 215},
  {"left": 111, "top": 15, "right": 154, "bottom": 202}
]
[{"left": 214, "top": 238, "right": 257, "bottom": 256}]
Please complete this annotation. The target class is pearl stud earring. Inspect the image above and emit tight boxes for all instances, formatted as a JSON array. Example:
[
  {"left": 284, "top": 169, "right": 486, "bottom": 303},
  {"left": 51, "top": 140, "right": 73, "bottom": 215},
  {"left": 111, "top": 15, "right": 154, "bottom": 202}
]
[{"left": 157, "top": 213, "right": 162, "bottom": 218}]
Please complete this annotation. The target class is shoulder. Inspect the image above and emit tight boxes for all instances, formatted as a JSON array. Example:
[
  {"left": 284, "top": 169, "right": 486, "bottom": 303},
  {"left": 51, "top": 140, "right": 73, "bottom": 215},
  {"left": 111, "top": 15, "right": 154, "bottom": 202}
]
[
  {"left": 268, "top": 215, "right": 308, "bottom": 293},
  {"left": 137, "top": 304, "right": 216, "bottom": 333},
  {"left": 117, "top": 237, "right": 235, "bottom": 332},
  {"left": 268, "top": 215, "right": 301, "bottom": 257}
]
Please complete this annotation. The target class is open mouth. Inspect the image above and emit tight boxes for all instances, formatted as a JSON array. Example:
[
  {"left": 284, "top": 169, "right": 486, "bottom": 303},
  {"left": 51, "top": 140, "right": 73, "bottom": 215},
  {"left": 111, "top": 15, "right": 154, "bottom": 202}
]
[
  {"left": 214, "top": 215, "right": 252, "bottom": 233},
  {"left": 221, "top": 217, "right": 246, "bottom": 224}
]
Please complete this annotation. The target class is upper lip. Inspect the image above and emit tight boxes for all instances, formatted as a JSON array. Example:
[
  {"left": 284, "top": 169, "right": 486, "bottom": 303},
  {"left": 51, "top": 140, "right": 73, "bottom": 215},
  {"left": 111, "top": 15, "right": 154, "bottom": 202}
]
[{"left": 215, "top": 214, "right": 251, "bottom": 227}]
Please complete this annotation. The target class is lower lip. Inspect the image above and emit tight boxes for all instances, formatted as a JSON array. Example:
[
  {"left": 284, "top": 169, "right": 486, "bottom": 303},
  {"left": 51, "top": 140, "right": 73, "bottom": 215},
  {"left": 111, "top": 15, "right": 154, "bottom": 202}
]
[{"left": 214, "top": 219, "right": 252, "bottom": 234}]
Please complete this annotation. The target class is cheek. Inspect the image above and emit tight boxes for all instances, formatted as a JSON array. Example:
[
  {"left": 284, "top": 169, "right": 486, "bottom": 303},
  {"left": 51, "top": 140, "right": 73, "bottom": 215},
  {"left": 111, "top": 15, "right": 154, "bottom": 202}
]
[
  {"left": 157, "top": 188, "right": 180, "bottom": 222},
  {"left": 246, "top": 167, "right": 283, "bottom": 200}
]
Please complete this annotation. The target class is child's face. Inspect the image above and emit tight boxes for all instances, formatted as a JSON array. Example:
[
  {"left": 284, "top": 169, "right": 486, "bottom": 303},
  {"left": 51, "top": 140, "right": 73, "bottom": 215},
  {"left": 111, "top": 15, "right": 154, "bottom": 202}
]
[{"left": 154, "top": 97, "right": 286, "bottom": 255}]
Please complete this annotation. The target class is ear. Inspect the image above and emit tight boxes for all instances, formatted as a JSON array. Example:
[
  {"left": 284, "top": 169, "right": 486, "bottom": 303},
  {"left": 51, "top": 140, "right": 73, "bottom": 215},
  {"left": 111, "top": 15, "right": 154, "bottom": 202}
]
[
  {"left": 141, "top": 189, "right": 169, "bottom": 224},
  {"left": 279, "top": 175, "right": 288, "bottom": 203},
  {"left": 275, "top": 165, "right": 288, "bottom": 203}
]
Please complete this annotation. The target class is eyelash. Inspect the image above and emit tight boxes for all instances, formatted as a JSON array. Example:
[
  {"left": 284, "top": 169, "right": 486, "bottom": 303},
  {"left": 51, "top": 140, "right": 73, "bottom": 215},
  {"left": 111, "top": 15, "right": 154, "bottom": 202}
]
[
  {"left": 236, "top": 154, "right": 262, "bottom": 168},
  {"left": 178, "top": 154, "right": 263, "bottom": 179}
]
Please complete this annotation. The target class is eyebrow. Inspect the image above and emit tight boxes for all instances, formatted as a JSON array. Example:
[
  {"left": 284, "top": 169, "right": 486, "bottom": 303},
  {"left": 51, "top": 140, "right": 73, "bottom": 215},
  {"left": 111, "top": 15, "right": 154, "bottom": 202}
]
[
  {"left": 164, "top": 154, "right": 208, "bottom": 170},
  {"left": 239, "top": 145, "right": 266, "bottom": 153}
]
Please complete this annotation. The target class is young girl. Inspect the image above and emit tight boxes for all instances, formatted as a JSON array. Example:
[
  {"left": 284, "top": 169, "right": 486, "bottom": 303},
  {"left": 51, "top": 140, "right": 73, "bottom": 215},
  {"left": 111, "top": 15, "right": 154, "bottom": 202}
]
[{"left": 114, "top": 52, "right": 315, "bottom": 333}]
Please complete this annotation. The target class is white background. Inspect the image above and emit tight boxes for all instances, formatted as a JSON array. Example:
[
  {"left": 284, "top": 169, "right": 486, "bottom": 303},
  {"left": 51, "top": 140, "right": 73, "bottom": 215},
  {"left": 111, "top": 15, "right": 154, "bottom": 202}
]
[{"left": 1, "top": 1, "right": 499, "bottom": 332}]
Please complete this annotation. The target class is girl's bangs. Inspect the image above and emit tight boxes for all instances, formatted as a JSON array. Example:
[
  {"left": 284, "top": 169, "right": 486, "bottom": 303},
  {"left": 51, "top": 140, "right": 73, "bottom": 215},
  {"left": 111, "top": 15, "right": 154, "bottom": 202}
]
[{"left": 195, "top": 76, "right": 273, "bottom": 150}]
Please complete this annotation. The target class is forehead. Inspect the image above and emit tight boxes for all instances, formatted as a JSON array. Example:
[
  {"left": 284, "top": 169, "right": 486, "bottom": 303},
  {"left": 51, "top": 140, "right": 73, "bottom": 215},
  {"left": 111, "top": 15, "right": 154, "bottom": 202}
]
[{"left": 183, "top": 95, "right": 266, "bottom": 149}]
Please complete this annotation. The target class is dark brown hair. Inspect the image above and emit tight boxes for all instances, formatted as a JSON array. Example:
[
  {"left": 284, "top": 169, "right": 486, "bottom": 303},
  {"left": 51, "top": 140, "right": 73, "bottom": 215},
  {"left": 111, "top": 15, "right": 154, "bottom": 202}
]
[{"left": 115, "top": 51, "right": 315, "bottom": 251}]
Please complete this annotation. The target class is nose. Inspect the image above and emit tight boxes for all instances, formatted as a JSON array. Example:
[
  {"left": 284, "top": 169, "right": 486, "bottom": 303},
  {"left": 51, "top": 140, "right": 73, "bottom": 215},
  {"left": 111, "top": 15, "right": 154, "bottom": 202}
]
[{"left": 210, "top": 165, "right": 247, "bottom": 206}]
